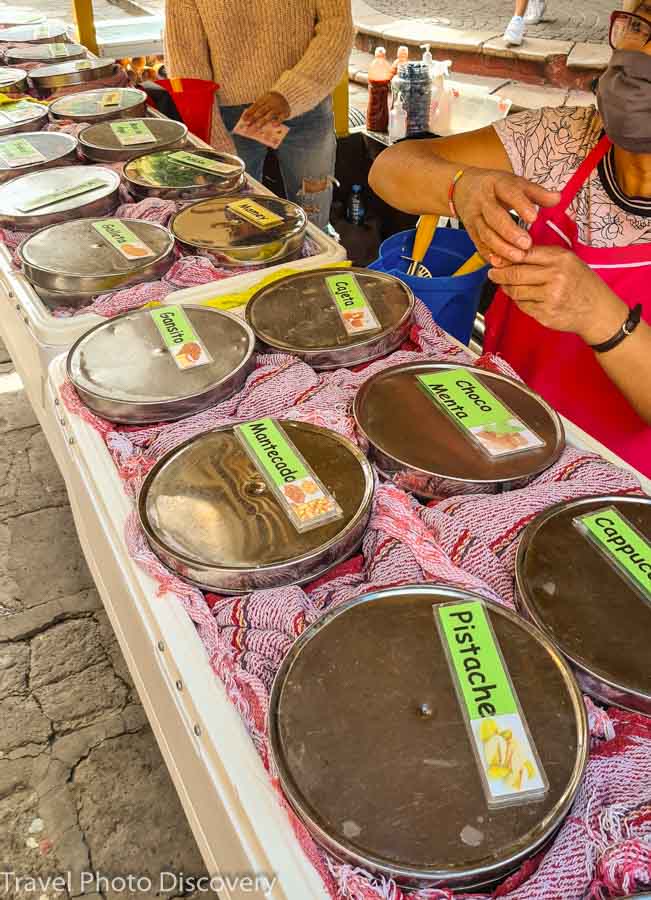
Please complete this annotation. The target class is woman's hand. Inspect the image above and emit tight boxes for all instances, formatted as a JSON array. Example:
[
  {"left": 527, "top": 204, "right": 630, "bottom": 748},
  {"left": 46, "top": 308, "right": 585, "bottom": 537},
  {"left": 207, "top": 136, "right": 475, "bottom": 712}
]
[
  {"left": 454, "top": 168, "right": 561, "bottom": 267},
  {"left": 487, "top": 246, "right": 628, "bottom": 344},
  {"left": 243, "top": 91, "right": 291, "bottom": 128}
]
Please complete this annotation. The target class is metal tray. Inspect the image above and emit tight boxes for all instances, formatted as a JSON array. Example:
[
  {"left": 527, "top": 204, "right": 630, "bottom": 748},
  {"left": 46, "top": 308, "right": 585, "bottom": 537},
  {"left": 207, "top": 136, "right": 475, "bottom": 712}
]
[
  {"left": 354, "top": 361, "right": 565, "bottom": 498},
  {"left": 6, "top": 43, "right": 86, "bottom": 64},
  {"left": 139, "top": 420, "right": 374, "bottom": 593},
  {"left": 28, "top": 57, "right": 116, "bottom": 91},
  {"left": 124, "top": 148, "right": 245, "bottom": 201},
  {"left": 269, "top": 585, "right": 587, "bottom": 890},
  {"left": 79, "top": 118, "right": 188, "bottom": 163},
  {"left": 0, "top": 164, "right": 120, "bottom": 231},
  {"left": 0, "top": 131, "right": 77, "bottom": 183},
  {"left": 0, "top": 99, "right": 48, "bottom": 136},
  {"left": 20, "top": 217, "right": 175, "bottom": 309},
  {"left": 0, "top": 20, "right": 68, "bottom": 44},
  {"left": 0, "top": 10, "right": 46, "bottom": 27},
  {"left": 0, "top": 64, "right": 26, "bottom": 92},
  {"left": 246, "top": 267, "right": 415, "bottom": 369},
  {"left": 171, "top": 193, "right": 307, "bottom": 267},
  {"left": 67, "top": 305, "right": 255, "bottom": 423},
  {"left": 516, "top": 495, "right": 651, "bottom": 716},
  {"left": 48, "top": 87, "right": 147, "bottom": 124}
]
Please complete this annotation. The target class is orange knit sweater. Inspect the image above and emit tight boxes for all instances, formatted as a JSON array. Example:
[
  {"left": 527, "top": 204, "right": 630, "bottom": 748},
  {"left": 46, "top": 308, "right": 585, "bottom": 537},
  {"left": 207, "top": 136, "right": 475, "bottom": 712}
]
[{"left": 164, "top": 0, "right": 354, "bottom": 150}]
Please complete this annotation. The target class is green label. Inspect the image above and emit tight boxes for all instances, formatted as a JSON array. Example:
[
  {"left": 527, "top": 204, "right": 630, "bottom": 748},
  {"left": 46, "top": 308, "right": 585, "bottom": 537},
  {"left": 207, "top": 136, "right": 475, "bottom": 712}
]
[
  {"left": 0, "top": 101, "right": 41, "bottom": 124},
  {"left": 109, "top": 120, "right": 156, "bottom": 146},
  {"left": 417, "top": 368, "right": 545, "bottom": 458},
  {"left": 234, "top": 418, "right": 343, "bottom": 533},
  {"left": 93, "top": 219, "right": 154, "bottom": 261},
  {"left": 75, "top": 60, "right": 92, "bottom": 70},
  {"left": 325, "top": 273, "right": 381, "bottom": 336},
  {"left": 436, "top": 601, "right": 547, "bottom": 806},
  {"left": 18, "top": 176, "right": 107, "bottom": 212},
  {"left": 50, "top": 43, "right": 70, "bottom": 58},
  {"left": 574, "top": 507, "right": 651, "bottom": 602},
  {"left": 169, "top": 150, "right": 239, "bottom": 176},
  {"left": 0, "top": 138, "right": 45, "bottom": 167},
  {"left": 150, "top": 305, "right": 213, "bottom": 370}
]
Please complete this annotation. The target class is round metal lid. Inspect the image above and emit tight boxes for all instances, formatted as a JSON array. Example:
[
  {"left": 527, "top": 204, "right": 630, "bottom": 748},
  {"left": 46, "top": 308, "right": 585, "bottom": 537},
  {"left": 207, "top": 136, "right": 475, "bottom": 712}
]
[
  {"left": 354, "top": 361, "right": 565, "bottom": 487},
  {"left": 20, "top": 216, "right": 173, "bottom": 290},
  {"left": 171, "top": 193, "right": 307, "bottom": 254},
  {"left": 124, "top": 148, "right": 244, "bottom": 193},
  {"left": 516, "top": 495, "right": 651, "bottom": 715},
  {"left": 68, "top": 304, "right": 254, "bottom": 407},
  {"left": 0, "top": 131, "right": 76, "bottom": 178},
  {"left": 0, "top": 165, "right": 119, "bottom": 228},
  {"left": 0, "top": 20, "right": 67, "bottom": 43},
  {"left": 246, "top": 267, "right": 414, "bottom": 361},
  {"left": 28, "top": 57, "right": 115, "bottom": 87},
  {"left": 78, "top": 118, "right": 188, "bottom": 161},
  {"left": 0, "top": 65, "right": 26, "bottom": 87},
  {"left": 0, "top": 10, "right": 46, "bottom": 26},
  {"left": 6, "top": 43, "right": 86, "bottom": 63},
  {"left": 49, "top": 87, "right": 146, "bottom": 122},
  {"left": 139, "top": 420, "right": 373, "bottom": 573},
  {"left": 270, "top": 585, "right": 587, "bottom": 889},
  {"left": 0, "top": 99, "right": 47, "bottom": 136}
]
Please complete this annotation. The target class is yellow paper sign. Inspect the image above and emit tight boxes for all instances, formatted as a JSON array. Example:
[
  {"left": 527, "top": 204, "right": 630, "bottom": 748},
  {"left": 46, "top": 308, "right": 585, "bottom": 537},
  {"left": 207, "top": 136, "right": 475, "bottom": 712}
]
[{"left": 227, "top": 198, "right": 284, "bottom": 230}]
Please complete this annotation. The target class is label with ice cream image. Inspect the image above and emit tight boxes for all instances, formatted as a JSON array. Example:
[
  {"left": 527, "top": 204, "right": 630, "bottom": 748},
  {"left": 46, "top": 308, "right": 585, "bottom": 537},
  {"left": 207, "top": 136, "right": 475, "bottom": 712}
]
[
  {"left": 150, "top": 305, "right": 213, "bottom": 371},
  {"left": 436, "top": 600, "right": 548, "bottom": 808},
  {"left": 417, "top": 368, "right": 545, "bottom": 458},
  {"left": 325, "top": 273, "right": 382, "bottom": 336}
]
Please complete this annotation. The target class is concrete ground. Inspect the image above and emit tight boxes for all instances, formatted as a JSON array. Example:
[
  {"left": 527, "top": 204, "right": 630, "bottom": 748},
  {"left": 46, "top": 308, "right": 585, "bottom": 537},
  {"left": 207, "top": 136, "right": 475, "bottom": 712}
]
[{"left": 0, "top": 345, "right": 211, "bottom": 899}]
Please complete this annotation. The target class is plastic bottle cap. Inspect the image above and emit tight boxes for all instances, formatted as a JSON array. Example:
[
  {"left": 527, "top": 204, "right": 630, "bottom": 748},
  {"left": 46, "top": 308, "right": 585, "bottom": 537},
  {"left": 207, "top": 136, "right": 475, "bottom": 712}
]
[
  {"left": 420, "top": 43, "right": 433, "bottom": 67},
  {"left": 352, "top": 184, "right": 362, "bottom": 192},
  {"left": 375, "top": 47, "right": 387, "bottom": 57}
]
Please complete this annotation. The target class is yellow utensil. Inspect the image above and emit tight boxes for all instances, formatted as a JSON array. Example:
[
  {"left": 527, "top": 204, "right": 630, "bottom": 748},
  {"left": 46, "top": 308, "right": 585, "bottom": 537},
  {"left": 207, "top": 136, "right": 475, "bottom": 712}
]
[
  {"left": 453, "top": 251, "right": 485, "bottom": 277},
  {"left": 405, "top": 214, "right": 439, "bottom": 277}
]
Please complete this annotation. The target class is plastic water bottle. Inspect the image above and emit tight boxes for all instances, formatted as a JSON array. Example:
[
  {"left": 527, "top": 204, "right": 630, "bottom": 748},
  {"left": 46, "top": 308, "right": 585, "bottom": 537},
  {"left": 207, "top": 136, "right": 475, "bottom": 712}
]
[
  {"left": 347, "top": 185, "right": 365, "bottom": 225},
  {"left": 389, "top": 92, "right": 407, "bottom": 142}
]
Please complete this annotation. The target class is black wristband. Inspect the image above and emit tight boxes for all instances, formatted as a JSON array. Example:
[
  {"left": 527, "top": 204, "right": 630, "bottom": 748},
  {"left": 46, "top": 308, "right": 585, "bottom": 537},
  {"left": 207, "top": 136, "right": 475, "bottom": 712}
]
[{"left": 589, "top": 303, "right": 643, "bottom": 354}]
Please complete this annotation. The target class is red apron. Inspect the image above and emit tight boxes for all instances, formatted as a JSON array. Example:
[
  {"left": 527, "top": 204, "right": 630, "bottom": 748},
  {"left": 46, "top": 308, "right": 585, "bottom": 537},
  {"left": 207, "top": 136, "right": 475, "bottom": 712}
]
[{"left": 484, "top": 135, "right": 651, "bottom": 477}]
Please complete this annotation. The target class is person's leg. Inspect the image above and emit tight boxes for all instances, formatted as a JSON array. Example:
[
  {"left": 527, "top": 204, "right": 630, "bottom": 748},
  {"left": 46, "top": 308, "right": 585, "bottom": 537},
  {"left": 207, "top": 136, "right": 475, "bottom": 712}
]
[
  {"left": 219, "top": 104, "right": 268, "bottom": 184},
  {"left": 275, "top": 98, "right": 337, "bottom": 232},
  {"left": 514, "top": 0, "right": 527, "bottom": 15},
  {"left": 504, "top": 0, "right": 527, "bottom": 44}
]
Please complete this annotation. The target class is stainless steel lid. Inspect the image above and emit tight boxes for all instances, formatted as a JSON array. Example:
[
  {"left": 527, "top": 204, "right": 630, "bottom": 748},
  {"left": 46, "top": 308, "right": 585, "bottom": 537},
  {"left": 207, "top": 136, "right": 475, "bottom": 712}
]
[
  {"left": 0, "top": 64, "right": 26, "bottom": 90},
  {"left": 78, "top": 118, "right": 188, "bottom": 163},
  {"left": 0, "top": 10, "right": 46, "bottom": 26},
  {"left": 246, "top": 267, "right": 415, "bottom": 370},
  {"left": 0, "top": 131, "right": 77, "bottom": 182},
  {"left": 68, "top": 305, "right": 256, "bottom": 423},
  {"left": 171, "top": 193, "right": 307, "bottom": 267},
  {"left": 28, "top": 57, "right": 115, "bottom": 89},
  {"left": 0, "top": 164, "right": 119, "bottom": 230},
  {"left": 0, "top": 20, "right": 68, "bottom": 43},
  {"left": 516, "top": 495, "right": 651, "bottom": 716},
  {"left": 353, "top": 361, "right": 565, "bottom": 498},
  {"left": 48, "top": 87, "right": 147, "bottom": 123},
  {"left": 20, "top": 216, "right": 174, "bottom": 306},
  {"left": 0, "top": 99, "right": 47, "bottom": 136},
  {"left": 124, "top": 148, "right": 245, "bottom": 201},
  {"left": 6, "top": 43, "right": 86, "bottom": 64},
  {"left": 269, "top": 585, "right": 588, "bottom": 890},
  {"left": 138, "top": 420, "right": 374, "bottom": 593}
]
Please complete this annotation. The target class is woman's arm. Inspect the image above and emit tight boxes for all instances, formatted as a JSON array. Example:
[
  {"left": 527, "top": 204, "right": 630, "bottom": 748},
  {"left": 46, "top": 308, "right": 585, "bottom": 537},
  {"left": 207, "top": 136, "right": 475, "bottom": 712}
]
[{"left": 369, "top": 126, "right": 561, "bottom": 265}]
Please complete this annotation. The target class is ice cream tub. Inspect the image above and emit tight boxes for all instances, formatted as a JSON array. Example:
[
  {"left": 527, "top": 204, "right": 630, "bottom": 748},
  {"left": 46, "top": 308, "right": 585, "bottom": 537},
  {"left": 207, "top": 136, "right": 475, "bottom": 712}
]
[
  {"left": 0, "top": 164, "right": 120, "bottom": 231},
  {"left": 246, "top": 267, "right": 414, "bottom": 369},
  {"left": 269, "top": 584, "right": 588, "bottom": 890},
  {"left": 516, "top": 495, "right": 651, "bottom": 715},
  {"left": 0, "top": 64, "right": 27, "bottom": 92},
  {"left": 0, "top": 20, "right": 68, "bottom": 44},
  {"left": 0, "top": 98, "right": 48, "bottom": 136},
  {"left": 6, "top": 43, "right": 86, "bottom": 65},
  {"left": 138, "top": 419, "right": 374, "bottom": 593},
  {"left": 20, "top": 217, "right": 175, "bottom": 309},
  {"left": 49, "top": 87, "right": 147, "bottom": 124},
  {"left": 0, "top": 131, "right": 77, "bottom": 183},
  {"left": 170, "top": 194, "right": 307, "bottom": 267},
  {"left": 67, "top": 305, "right": 255, "bottom": 423},
  {"left": 123, "top": 148, "right": 245, "bottom": 201},
  {"left": 78, "top": 118, "right": 188, "bottom": 163},
  {"left": 28, "top": 57, "right": 116, "bottom": 93},
  {"left": 353, "top": 361, "right": 565, "bottom": 498}
]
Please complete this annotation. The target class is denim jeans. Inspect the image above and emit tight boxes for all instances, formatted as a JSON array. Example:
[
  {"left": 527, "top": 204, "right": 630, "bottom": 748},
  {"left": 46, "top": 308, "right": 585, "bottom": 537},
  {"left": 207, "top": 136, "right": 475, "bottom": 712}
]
[{"left": 220, "top": 98, "right": 336, "bottom": 231}]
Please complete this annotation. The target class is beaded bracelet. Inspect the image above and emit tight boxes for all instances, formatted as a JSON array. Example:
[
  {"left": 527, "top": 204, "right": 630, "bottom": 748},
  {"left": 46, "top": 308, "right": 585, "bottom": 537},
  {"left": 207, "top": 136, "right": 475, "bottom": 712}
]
[{"left": 448, "top": 168, "right": 466, "bottom": 219}]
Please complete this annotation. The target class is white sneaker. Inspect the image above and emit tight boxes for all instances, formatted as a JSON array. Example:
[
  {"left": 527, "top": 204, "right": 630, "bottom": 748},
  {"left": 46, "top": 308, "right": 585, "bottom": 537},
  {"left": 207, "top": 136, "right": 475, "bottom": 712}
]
[
  {"left": 504, "top": 15, "right": 526, "bottom": 45},
  {"left": 524, "top": 0, "right": 546, "bottom": 24}
]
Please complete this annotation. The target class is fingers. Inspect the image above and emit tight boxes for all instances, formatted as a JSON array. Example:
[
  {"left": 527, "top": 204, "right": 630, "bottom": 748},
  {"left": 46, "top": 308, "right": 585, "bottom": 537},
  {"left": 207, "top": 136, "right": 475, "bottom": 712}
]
[
  {"left": 488, "top": 264, "right": 549, "bottom": 286},
  {"left": 522, "top": 180, "right": 562, "bottom": 209},
  {"left": 501, "top": 284, "right": 545, "bottom": 302},
  {"left": 472, "top": 218, "right": 527, "bottom": 265},
  {"left": 481, "top": 192, "right": 532, "bottom": 252},
  {"left": 493, "top": 179, "right": 539, "bottom": 225}
]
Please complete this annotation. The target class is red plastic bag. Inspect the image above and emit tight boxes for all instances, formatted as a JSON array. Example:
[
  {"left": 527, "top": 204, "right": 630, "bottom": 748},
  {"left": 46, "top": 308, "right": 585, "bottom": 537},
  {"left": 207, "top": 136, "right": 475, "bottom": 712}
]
[{"left": 155, "top": 77, "right": 219, "bottom": 144}]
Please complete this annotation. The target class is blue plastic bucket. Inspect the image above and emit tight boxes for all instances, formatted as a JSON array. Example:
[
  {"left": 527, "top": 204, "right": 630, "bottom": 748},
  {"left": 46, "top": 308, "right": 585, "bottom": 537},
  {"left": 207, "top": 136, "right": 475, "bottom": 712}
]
[{"left": 368, "top": 228, "right": 489, "bottom": 345}]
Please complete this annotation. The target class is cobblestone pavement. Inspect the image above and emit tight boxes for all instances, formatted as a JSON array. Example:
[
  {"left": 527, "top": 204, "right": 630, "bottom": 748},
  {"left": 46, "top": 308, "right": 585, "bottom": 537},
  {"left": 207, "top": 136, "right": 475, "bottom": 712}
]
[
  {"left": 365, "top": 0, "right": 615, "bottom": 42},
  {"left": 0, "top": 343, "right": 212, "bottom": 900}
]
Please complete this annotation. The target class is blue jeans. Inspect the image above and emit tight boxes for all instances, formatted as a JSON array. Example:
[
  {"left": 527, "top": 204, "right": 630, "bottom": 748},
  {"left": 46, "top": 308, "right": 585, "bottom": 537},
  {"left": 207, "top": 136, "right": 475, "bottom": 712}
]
[{"left": 220, "top": 98, "right": 336, "bottom": 231}]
